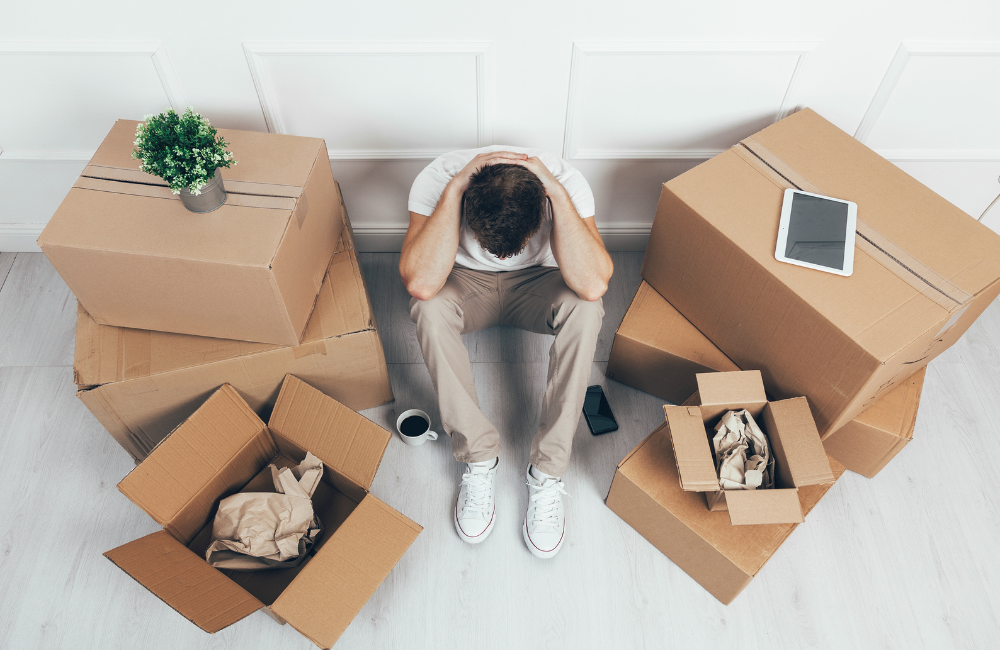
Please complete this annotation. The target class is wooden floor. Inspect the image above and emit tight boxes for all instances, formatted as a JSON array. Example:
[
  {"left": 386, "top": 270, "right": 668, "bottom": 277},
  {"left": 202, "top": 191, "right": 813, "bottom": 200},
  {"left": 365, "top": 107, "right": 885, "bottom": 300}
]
[{"left": 1, "top": 250, "right": 999, "bottom": 649}]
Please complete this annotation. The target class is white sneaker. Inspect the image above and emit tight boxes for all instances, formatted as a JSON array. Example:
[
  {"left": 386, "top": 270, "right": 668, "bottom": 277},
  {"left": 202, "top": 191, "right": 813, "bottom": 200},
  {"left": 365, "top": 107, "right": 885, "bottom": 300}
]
[
  {"left": 454, "top": 457, "right": 498, "bottom": 544},
  {"left": 522, "top": 464, "right": 568, "bottom": 559}
]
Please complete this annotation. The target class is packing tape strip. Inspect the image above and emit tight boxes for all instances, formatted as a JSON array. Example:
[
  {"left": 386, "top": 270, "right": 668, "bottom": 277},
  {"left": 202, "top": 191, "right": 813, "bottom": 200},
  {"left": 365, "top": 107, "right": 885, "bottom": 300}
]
[
  {"left": 82, "top": 165, "right": 304, "bottom": 199},
  {"left": 74, "top": 177, "right": 297, "bottom": 211},
  {"left": 736, "top": 138, "right": 972, "bottom": 312}
]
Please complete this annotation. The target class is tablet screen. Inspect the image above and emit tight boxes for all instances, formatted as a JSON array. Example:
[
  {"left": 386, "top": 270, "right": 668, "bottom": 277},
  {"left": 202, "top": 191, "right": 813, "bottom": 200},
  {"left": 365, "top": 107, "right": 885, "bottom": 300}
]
[{"left": 784, "top": 193, "right": 850, "bottom": 271}]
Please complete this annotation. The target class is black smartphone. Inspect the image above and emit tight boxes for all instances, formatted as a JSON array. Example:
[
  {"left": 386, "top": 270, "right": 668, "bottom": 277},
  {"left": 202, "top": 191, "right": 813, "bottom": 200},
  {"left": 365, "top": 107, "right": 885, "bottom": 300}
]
[{"left": 583, "top": 385, "right": 618, "bottom": 435}]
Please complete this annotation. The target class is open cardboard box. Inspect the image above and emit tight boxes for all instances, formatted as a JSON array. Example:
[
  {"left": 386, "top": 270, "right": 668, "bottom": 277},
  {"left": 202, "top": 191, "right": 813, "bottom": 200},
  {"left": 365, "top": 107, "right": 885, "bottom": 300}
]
[
  {"left": 665, "top": 370, "right": 834, "bottom": 525},
  {"left": 39, "top": 120, "right": 343, "bottom": 345},
  {"left": 104, "top": 375, "right": 421, "bottom": 649},
  {"left": 606, "top": 419, "right": 845, "bottom": 604}
]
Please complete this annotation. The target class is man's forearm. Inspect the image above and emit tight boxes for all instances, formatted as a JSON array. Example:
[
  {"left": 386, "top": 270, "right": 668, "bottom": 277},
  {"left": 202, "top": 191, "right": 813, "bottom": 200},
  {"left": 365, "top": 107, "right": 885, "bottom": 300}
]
[
  {"left": 399, "top": 186, "right": 463, "bottom": 300},
  {"left": 550, "top": 192, "right": 613, "bottom": 302}
]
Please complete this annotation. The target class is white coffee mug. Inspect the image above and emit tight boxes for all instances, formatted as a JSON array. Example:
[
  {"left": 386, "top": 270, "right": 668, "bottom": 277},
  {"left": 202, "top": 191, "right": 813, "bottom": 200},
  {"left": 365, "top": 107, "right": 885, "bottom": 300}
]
[{"left": 395, "top": 409, "right": 439, "bottom": 446}]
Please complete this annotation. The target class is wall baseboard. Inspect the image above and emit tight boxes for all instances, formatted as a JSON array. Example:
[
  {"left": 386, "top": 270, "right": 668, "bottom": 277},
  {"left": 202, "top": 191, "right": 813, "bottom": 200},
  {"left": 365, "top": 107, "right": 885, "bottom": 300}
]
[
  {"left": 0, "top": 224, "right": 46, "bottom": 252},
  {"left": 3, "top": 222, "right": 653, "bottom": 254}
]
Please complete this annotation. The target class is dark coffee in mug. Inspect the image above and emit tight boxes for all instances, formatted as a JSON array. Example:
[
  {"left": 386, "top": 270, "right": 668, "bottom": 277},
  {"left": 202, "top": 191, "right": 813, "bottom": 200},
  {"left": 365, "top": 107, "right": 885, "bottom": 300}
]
[{"left": 400, "top": 415, "right": 429, "bottom": 437}]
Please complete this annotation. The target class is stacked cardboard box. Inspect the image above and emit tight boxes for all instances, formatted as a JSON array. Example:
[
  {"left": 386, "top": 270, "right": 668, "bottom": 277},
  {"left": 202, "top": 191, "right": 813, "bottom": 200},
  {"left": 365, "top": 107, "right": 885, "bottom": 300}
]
[
  {"left": 607, "top": 107, "right": 997, "bottom": 604},
  {"left": 607, "top": 279, "right": 926, "bottom": 478},
  {"left": 106, "top": 376, "right": 421, "bottom": 648},
  {"left": 641, "top": 108, "right": 1000, "bottom": 438},
  {"left": 39, "top": 120, "right": 344, "bottom": 346},
  {"left": 74, "top": 216, "right": 393, "bottom": 461}
]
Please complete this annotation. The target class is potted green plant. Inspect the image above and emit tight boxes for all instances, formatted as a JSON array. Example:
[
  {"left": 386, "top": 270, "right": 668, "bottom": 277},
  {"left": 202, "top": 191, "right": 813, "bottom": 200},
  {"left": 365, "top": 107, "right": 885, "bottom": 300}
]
[{"left": 132, "top": 107, "right": 237, "bottom": 213}]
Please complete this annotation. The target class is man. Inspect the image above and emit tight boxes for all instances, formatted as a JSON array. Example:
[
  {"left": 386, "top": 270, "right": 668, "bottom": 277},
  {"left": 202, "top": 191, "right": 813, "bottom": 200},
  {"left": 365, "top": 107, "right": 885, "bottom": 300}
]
[{"left": 400, "top": 146, "right": 613, "bottom": 558}]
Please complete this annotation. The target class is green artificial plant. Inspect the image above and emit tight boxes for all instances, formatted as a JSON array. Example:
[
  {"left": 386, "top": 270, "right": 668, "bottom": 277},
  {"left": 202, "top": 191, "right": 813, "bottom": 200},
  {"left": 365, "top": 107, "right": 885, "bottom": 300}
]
[{"left": 132, "top": 107, "right": 236, "bottom": 195}]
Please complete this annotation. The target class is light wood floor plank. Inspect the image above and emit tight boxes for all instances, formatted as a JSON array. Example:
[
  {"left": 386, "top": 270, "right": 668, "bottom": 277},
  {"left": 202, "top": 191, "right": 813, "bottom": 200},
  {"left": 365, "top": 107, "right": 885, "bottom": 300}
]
[
  {"left": 2, "top": 252, "right": 1000, "bottom": 649},
  {"left": 0, "top": 254, "right": 76, "bottom": 367},
  {"left": 0, "top": 252, "right": 16, "bottom": 291}
]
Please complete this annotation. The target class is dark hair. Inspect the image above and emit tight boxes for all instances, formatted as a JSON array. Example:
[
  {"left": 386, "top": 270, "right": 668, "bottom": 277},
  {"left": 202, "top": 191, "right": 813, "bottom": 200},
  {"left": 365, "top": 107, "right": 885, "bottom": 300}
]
[{"left": 463, "top": 163, "right": 545, "bottom": 258}]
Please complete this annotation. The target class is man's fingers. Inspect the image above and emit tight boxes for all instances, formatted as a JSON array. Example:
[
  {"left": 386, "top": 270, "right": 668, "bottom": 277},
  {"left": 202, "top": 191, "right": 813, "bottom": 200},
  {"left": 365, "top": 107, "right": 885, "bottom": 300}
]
[{"left": 476, "top": 151, "right": 529, "bottom": 162}]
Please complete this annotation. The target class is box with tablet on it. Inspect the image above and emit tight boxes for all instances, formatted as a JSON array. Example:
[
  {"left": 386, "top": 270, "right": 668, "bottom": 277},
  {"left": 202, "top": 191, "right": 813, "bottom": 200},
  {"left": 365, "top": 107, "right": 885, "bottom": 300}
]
[{"left": 775, "top": 189, "right": 857, "bottom": 276}]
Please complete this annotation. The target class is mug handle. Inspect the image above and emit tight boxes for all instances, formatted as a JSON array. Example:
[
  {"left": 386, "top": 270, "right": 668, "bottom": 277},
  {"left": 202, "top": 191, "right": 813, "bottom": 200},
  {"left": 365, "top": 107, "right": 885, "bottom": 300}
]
[{"left": 427, "top": 430, "right": 439, "bottom": 441}]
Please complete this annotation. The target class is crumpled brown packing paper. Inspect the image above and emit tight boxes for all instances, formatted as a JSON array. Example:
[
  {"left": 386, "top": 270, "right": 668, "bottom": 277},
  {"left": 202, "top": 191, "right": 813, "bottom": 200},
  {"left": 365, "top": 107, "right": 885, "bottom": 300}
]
[
  {"left": 712, "top": 410, "right": 774, "bottom": 491},
  {"left": 206, "top": 452, "right": 324, "bottom": 571}
]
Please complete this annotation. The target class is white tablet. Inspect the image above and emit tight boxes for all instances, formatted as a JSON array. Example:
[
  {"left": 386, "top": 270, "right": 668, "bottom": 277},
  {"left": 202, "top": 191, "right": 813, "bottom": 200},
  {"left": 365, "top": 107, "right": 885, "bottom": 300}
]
[{"left": 775, "top": 189, "right": 857, "bottom": 277}]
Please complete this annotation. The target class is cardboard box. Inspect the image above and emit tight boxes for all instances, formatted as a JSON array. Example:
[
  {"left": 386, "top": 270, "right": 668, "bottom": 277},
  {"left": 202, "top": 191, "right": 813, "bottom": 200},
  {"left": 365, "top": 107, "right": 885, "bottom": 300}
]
[
  {"left": 104, "top": 376, "right": 421, "bottom": 649},
  {"left": 606, "top": 281, "right": 740, "bottom": 403},
  {"left": 606, "top": 420, "right": 845, "bottom": 605},
  {"left": 75, "top": 218, "right": 393, "bottom": 461},
  {"left": 641, "top": 108, "right": 1000, "bottom": 439},
  {"left": 822, "top": 367, "right": 925, "bottom": 478},
  {"left": 664, "top": 371, "right": 834, "bottom": 525},
  {"left": 609, "top": 281, "right": 927, "bottom": 477},
  {"left": 39, "top": 119, "right": 343, "bottom": 345}
]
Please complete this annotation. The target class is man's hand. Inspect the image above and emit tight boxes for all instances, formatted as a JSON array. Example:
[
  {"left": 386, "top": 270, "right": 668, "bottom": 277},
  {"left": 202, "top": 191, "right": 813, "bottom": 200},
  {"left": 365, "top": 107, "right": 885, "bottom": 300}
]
[
  {"left": 510, "top": 156, "right": 570, "bottom": 201},
  {"left": 448, "top": 150, "right": 529, "bottom": 195}
]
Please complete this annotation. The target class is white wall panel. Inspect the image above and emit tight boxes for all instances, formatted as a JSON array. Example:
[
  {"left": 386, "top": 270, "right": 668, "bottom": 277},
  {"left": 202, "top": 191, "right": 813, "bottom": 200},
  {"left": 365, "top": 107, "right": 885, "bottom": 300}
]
[
  {"left": 0, "top": 43, "right": 184, "bottom": 158},
  {"left": 244, "top": 43, "right": 491, "bottom": 159},
  {"left": 563, "top": 42, "right": 813, "bottom": 159},
  {"left": 857, "top": 43, "right": 1000, "bottom": 160}
]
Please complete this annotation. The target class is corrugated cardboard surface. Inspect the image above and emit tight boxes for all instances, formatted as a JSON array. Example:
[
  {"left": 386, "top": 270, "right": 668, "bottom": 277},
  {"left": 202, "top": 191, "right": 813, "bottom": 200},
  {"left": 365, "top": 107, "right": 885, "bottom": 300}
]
[
  {"left": 823, "top": 367, "right": 925, "bottom": 477},
  {"left": 271, "top": 495, "right": 422, "bottom": 648},
  {"left": 39, "top": 119, "right": 343, "bottom": 345},
  {"left": 270, "top": 375, "right": 391, "bottom": 494},
  {"left": 105, "top": 530, "right": 263, "bottom": 633},
  {"left": 75, "top": 218, "right": 393, "bottom": 461},
  {"left": 606, "top": 421, "right": 845, "bottom": 605},
  {"left": 108, "top": 379, "right": 421, "bottom": 648},
  {"left": 606, "top": 281, "right": 739, "bottom": 403},
  {"left": 641, "top": 108, "right": 1000, "bottom": 438}
]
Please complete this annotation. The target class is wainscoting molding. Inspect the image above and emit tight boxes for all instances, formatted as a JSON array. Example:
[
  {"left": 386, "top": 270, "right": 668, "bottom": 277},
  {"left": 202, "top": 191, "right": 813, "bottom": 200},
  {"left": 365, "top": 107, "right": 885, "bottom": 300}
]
[
  {"left": 242, "top": 41, "right": 493, "bottom": 160},
  {"left": 561, "top": 41, "right": 816, "bottom": 160},
  {"left": 0, "top": 42, "right": 186, "bottom": 162},
  {"left": 856, "top": 42, "right": 1000, "bottom": 162}
]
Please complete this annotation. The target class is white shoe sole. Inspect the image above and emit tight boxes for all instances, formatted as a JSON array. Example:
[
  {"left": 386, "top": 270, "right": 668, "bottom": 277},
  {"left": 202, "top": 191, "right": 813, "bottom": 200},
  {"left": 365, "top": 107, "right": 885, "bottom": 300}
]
[
  {"left": 455, "top": 508, "right": 495, "bottom": 544},
  {"left": 522, "top": 520, "right": 564, "bottom": 559}
]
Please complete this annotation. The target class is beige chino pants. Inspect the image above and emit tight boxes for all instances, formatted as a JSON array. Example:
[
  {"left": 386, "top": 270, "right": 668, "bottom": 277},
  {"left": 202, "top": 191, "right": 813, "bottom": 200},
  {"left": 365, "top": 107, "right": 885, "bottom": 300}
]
[{"left": 409, "top": 265, "right": 604, "bottom": 477}]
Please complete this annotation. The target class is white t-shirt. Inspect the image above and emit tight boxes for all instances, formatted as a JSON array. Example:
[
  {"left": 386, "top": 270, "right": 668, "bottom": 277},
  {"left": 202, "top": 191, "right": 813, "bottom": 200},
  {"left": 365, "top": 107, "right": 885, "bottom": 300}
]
[{"left": 407, "top": 145, "right": 596, "bottom": 272}]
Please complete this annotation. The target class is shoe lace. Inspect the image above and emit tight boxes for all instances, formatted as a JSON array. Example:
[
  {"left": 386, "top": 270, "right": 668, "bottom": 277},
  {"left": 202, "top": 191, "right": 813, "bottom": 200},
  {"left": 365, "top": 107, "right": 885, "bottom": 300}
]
[
  {"left": 460, "top": 470, "right": 493, "bottom": 516},
  {"left": 527, "top": 479, "right": 569, "bottom": 528}
]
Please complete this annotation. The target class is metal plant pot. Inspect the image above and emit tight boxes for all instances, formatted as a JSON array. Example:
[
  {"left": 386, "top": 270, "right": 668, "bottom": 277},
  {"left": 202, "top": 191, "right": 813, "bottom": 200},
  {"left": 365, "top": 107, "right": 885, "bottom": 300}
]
[{"left": 179, "top": 169, "right": 227, "bottom": 213}]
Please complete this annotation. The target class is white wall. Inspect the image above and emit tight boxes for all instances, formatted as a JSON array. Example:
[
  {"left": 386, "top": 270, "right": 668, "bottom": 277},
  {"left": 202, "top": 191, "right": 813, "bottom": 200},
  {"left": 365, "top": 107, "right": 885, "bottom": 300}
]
[{"left": 2, "top": 0, "right": 999, "bottom": 251}]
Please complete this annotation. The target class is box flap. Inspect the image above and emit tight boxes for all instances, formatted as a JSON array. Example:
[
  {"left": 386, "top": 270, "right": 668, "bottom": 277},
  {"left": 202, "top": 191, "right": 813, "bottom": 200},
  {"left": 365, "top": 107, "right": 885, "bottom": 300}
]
[
  {"left": 117, "top": 384, "right": 269, "bottom": 528},
  {"left": 695, "top": 371, "right": 768, "bottom": 418},
  {"left": 762, "top": 398, "right": 835, "bottom": 487},
  {"left": 724, "top": 489, "right": 804, "bottom": 525},
  {"left": 105, "top": 530, "right": 262, "bottom": 633},
  {"left": 271, "top": 494, "right": 421, "bottom": 649},
  {"left": 269, "top": 375, "right": 391, "bottom": 492},
  {"left": 663, "top": 405, "right": 718, "bottom": 491}
]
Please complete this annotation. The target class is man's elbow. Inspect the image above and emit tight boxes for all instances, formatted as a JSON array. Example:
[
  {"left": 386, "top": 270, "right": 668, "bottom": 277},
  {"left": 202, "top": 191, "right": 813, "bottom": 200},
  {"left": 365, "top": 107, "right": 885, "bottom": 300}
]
[
  {"left": 577, "top": 281, "right": 608, "bottom": 302},
  {"left": 404, "top": 277, "right": 438, "bottom": 302}
]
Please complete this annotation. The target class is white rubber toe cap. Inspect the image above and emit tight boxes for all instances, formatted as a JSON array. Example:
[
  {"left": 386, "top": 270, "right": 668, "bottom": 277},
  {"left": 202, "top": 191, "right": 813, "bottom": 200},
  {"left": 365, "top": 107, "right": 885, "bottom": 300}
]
[
  {"left": 522, "top": 520, "right": 564, "bottom": 558},
  {"left": 455, "top": 508, "right": 495, "bottom": 544}
]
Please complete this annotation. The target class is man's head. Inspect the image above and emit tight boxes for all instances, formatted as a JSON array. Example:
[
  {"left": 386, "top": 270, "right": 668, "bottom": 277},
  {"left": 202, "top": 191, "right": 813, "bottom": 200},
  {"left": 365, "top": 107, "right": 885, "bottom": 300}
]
[{"left": 464, "top": 163, "right": 546, "bottom": 258}]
